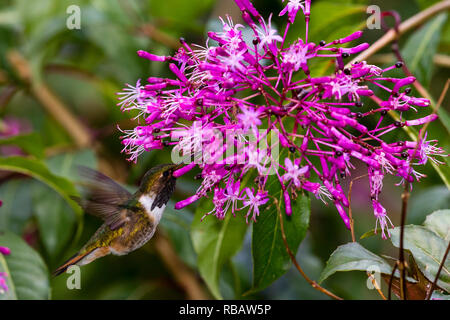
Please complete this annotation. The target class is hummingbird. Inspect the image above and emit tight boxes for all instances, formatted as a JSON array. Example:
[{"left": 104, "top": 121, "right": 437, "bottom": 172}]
[{"left": 53, "top": 163, "right": 181, "bottom": 276}]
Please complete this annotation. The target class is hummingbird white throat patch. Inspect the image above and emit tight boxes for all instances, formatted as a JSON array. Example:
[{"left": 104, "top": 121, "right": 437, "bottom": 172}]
[{"left": 139, "top": 194, "right": 165, "bottom": 224}]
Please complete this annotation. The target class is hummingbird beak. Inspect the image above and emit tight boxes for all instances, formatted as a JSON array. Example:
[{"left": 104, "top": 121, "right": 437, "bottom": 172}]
[
  {"left": 173, "top": 163, "right": 184, "bottom": 170},
  {"left": 172, "top": 163, "right": 186, "bottom": 178}
]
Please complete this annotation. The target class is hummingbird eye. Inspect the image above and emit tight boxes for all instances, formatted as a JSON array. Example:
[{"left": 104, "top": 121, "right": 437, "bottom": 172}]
[{"left": 163, "top": 170, "right": 170, "bottom": 177}]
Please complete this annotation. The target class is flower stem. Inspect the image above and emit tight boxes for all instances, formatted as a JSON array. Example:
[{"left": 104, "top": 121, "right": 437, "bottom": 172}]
[
  {"left": 274, "top": 197, "right": 343, "bottom": 300},
  {"left": 398, "top": 183, "right": 410, "bottom": 300},
  {"left": 388, "top": 262, "right": 398, "bottom": 300}
]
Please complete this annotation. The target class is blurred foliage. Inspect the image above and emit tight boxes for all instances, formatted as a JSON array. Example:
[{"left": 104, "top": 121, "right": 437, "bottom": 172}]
[{"left": 0, "top": 0, "right": 449, "bottom": 300}]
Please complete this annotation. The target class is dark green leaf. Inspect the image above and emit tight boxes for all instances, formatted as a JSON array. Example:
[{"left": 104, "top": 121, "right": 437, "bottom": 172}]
[
  {"left": 28, "top": 150, "right": 96, "bottom": 258},
  {"left": 431, "top": 291, "right": 450, "bottom": 300},
  {"left": 424, "top": 209, "right": 450, "bottom": 240},
  {"left": 250, "top": 183, "right": 310, "bottom": 293},
  {"left": 408, "top": 186, "right": 450, "bottom": 224},
  {"left": 0, "top": 133, "right": 44, "bottom": 158},
  {"left": 319, "top": 242, "right": 397, "bottom": 283},
  {"left": 219, "top": 260, "right": 241, "bottom": 299},
  {"left": 148, "top": 0, "right": 214, "bottom": 32},
  {"left": 191, "top": 198, "right": 248, "bottom": 299},
  {"left": 160, "top": 201, "right": 196, "bottom": 269},
  {"left": 309, "top": 2, "right": 366, "bottom": 41},
  {"left": 45, "top": 149, "right": 97, "bottom": 181},
  {"left": 0, "top": 179, "right": 34, "bottom": 234},
  {"left": 0, "top": 231, "right": 50, "bottom": 300},
  {"left": 33, "top": 185, "right": 76, "bottom": 259},
  {"left": 437, "top": 107, "right": 450, "bottom": 136},
  {"left": 0, "top": 157, "right": 82, "bottom": 238},
  {"left": 390, "top": 225, "right": 450, "bottom": 292},
  {"left": 360, "top": 228, "right": 382, "bottom": 240},
  {"left": 0, "top": 156, "right": 79, "bottom": 202},
  {"left": 402, "top": 13, "right": 447, "bottom": 86}
]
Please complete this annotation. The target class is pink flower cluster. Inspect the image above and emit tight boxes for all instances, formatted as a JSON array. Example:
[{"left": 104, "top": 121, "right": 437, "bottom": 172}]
[
  {"left": 117, "top": 0, "right": 446, "bottom": 237},
  {"left": 0, "top": 246, "right": 10, "bottom": 294}
]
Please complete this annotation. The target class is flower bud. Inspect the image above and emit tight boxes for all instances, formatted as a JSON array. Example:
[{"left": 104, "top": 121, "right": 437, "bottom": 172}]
[{"left": 137, "top": 50, "right": 168, "bottom": 62}]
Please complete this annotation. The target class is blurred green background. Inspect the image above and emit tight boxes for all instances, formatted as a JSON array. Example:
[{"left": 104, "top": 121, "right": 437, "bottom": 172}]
[{"left": 0, "top": 0, "right": 449, "bottom": 300}]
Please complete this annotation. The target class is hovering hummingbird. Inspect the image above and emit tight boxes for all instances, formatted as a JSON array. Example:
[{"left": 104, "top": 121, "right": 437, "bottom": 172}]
[{"left": 53, "top": 163, "right": 181, "bottom": 276}]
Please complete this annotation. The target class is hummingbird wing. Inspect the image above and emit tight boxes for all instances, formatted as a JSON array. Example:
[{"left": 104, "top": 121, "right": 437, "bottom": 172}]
[
  {"left": 71, "top": 197, "right": 134, "bottom": 230},
  {"left": 76, "top": 166, "right": 132, "bottom": 205},
  {"left": 72, "top": 166, "right": 135, "bottom": 230}
]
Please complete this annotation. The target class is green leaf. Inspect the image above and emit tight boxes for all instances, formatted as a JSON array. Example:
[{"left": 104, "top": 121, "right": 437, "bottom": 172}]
[
  {"left": 431, "top": 291, "right": 450, "bottom": 300},
  {"left": 0, "top": 133, "right": 44, "bottom": 158},
  {"left": 0, "top": 156, "right": 82, "bottom": 238},
  {"left": 0, "top": 231, "right": 50, "bottom": 300},
  {"left": 308, "top": 2, "right": 366, "bottom": 41},
  {"left": 0, "top": 157, "right": 79, "bottom": 202},
  {"left": 408, "top": 186, "right": 450, "bottom": 224},
  {"left": 390, "top": 226, "right": 450, "bottom": 292},
  {"left": 43, "top": 149, "right": 97, "bottom": 248},
  {"left": 45, "top": 149, "right": 97, "bottom": 181},
  {"left": 250, "top": 183, "right": 310, "bottom": 293},
  {"left": 424, "top": 210, "right": 450, "bottom": 240},
  {"left": 415, "top": 0, "right": 442, "bottom": 10},
  {"left": 359, "top": 228, "right": 382, "bottom": 240},
  {"left": 402, "top": 13, "right": 447, "bottom": 86},
  {"left": 33, "top": 185, "right": 76, "bottom": 259},
  {"left": 431, "top": 158, "right": 450, "bottom": 191},
  {"left": 191, "top": 198, "right": 248, "bottom": 299},
  {"left": 160, "top": 202, "right": 196, "bottom": 269},
  {"left": 148, "top": 0, "right": 214, "bottom": 32},
  {"left": 0, "top": 179, "right": 34, "bottom": 234},
  {"left": 219, "top": 260, "right": 241, "bottom": 299},
  {"left": 436, "top": 107, "right": 450, "bottom": 137},
  {"left": 319, "top": 242, "right": 396, "bottom": 283}
]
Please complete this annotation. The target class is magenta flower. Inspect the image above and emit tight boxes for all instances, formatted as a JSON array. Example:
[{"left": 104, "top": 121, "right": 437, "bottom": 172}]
[
  {"left": 242, "top": 188, "right": 269, "bottom": 223},
  {"left": 0, "top": 272, "right": 8, "bottom": 294},
  {"left": 282, "top": 158, "right": 308, "bottom": 188},
  {"left": 117, "top": 0, "right": 445, "bottom": 236},
  {"left": 280, "top": 0, "right": 306, "bottom": 23},
  {"left": 0, "top": 117, "right": 31, "bottom": 156},
  {"left": 372, "top": 200, "right": 394, "bottom": 239},
  {"left": 0, "top": 247, "right": 10, "bottom": 256},
  {"left": 406, "top": 132, "right": 447, "bottom": 165},
  {"left": 0, "top": 246, "right": 10, "bottom": 294}
]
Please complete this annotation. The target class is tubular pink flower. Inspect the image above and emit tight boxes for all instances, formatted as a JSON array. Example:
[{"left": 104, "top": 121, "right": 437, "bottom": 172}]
[
  {"left": 336, "top": 203, "right": 350, "bottom": 229},
  {"left": 337, "top": 31, "right": 363, "bottom": 44},
  {"left": 173, "top": 163, "right": 196, "bottom": 177},
  {"left": 280, "top": 0, "right": 305, "bottom": 23},
  {"left": 137, "top": 50, "right": 168, "bottom": 62},
  {"left": 284, "top": 189, "right": 292, "bottom": 216},
  {"left": 405, "top": 114, "right": 438, "bottom": 126},
  {"left": 372, "top": 200, "right": 394, "bottom": 239},
  {"left": 0, "top": 246, "right": 10, "bottom": 255},
  {"left": 174, "top": 194, "right": 200, "bottom": 210}
]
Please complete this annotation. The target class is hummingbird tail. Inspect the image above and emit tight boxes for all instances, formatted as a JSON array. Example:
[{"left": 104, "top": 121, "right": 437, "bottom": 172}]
[
  {"left": 53, "top": 252, "right": 88, "bottom": 276},
  {"left": 53, "top": 247, "right": 110, "bottom": 276}
]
